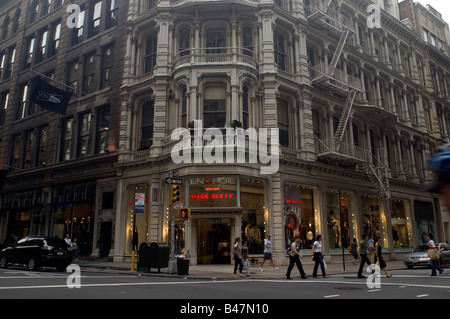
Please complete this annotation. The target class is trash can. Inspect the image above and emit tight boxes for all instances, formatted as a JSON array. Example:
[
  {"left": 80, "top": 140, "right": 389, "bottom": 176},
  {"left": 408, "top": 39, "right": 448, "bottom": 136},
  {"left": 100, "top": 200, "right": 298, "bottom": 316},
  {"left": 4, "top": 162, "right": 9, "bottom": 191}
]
[
  {"left": 149, "top": 242, "right": 169, "bottom": 272},
  {"left": 137, "top": 242, "right": 151, "bottom": 271},
  {"left": 177, "top": 257, "right": 189, "bottom": 276}
]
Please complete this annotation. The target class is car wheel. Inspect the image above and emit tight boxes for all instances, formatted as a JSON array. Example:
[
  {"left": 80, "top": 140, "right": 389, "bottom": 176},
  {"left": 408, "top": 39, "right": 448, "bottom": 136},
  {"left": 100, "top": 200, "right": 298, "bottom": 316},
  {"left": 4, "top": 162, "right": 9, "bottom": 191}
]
[
  {"left": 27, "top": 258, "right": 38, "bottom": 271},
  {"left": 0, "top": 257, "right": 8, "bottom": 269}
]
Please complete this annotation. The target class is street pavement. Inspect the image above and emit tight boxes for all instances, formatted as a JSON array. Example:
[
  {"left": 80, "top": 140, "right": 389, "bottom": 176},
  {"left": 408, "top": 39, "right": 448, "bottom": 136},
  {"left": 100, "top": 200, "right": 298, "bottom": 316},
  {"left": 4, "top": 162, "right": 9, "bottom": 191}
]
[{"left": 77, "top": 257, "right": 409, "bottom": 279}]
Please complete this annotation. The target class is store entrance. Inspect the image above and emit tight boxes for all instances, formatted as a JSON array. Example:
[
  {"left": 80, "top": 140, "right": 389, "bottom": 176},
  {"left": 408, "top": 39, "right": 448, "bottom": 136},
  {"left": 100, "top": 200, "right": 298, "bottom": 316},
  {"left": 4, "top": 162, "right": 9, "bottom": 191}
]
[{"left": 197, "top": 218, "right": 231, "bottom": 264}]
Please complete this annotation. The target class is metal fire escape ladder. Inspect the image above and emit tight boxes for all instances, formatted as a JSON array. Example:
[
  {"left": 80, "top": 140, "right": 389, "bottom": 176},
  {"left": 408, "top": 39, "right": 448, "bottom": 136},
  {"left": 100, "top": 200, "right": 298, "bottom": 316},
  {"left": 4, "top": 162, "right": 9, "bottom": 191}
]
[
  {"left": 333, "top": 89, "right": 357, "bottom": 151},
  {"left": 362, "top": 152, "right": 391, "bottom": 200},
  {"left": 327, "top": 29, "right": 350, "bottom": 77}
]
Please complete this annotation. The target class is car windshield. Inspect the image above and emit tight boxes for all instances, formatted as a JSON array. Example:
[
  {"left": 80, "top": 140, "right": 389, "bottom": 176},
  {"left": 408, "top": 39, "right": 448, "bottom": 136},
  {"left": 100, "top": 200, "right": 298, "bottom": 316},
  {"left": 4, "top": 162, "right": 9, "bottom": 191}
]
[
  {"left": 413, "top": 245, "right": 428, "bottom": 252},
  {"left": 44, "top": 238, "right": 69, "bottom": 248}
]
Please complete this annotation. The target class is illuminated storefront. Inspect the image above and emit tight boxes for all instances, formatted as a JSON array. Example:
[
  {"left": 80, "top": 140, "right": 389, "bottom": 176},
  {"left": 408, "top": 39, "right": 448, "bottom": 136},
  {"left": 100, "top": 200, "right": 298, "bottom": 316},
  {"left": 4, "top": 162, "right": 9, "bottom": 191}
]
[{"left": 160, "top": 175, "right": 268, "bottom": 265}]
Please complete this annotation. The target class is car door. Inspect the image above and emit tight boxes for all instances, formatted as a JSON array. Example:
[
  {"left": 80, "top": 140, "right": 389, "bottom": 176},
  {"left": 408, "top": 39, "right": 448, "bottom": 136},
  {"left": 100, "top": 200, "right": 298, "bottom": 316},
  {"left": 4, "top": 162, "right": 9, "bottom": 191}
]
[
  {"left": 440, "top": 243, "right": 450, "bottom": 265},
  {"left": 11, "top": 237, "right": 29, "bottom": 264}
]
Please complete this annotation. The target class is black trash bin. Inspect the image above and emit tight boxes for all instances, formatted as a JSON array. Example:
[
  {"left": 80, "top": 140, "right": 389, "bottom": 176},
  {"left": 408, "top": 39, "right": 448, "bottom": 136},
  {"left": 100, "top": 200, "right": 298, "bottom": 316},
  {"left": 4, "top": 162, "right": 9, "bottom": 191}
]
[
  {"left": 149, "top": 242, "right": 169, "bottom": 272},
  {"left": 177, "top": 258, "right": 189, "bottom": 276},
  {"left": 137, "top": 242, "right": 151, "bottom": 271}
]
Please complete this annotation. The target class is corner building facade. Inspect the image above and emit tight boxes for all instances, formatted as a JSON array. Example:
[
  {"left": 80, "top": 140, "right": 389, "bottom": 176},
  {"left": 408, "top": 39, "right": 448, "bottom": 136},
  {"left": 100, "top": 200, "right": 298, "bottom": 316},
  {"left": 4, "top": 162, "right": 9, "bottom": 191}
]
[{"left": 115, "top": 0, "right": 450, "bottom": 266}]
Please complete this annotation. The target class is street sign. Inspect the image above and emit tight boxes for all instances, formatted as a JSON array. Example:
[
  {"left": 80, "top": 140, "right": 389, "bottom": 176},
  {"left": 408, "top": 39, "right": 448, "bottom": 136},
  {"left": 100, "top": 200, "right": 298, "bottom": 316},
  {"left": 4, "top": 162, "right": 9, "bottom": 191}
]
[{"left": 166, "top": 178, "right": 182, "bottom": 185}]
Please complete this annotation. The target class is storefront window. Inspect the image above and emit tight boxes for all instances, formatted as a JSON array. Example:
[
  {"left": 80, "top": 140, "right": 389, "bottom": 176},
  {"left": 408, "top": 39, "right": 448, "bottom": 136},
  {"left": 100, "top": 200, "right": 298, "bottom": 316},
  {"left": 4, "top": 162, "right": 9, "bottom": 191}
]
[
  {"left": 52, "top": 182, "right": 95, "bottom": 255},
  {"left": 414, "top": 200, "right": 435, "bottom": 246},
  {"left": 241, "top": 178, "right": 267, "bottom": 254},
  {"left": 126, "top": 185, "right": 149, "bottom": 255},
  {"left": 326, "top": 190, "right": 357, "bottom": 253},
  {"left": 391, "top": 198, "right": 412, "bottom": 251},
  {"left": 283, "top": 184, "right": 317, "bottom": 253},
  {"left": 361, "top": 195, "right": 388, "bottom": 248}
]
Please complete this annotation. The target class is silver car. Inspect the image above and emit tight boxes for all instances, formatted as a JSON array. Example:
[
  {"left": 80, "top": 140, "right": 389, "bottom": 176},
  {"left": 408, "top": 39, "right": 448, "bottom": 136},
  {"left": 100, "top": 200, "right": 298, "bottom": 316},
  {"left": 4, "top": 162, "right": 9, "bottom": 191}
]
[{"left": 404, "top": 243, "right": 450, "bottom": 269}]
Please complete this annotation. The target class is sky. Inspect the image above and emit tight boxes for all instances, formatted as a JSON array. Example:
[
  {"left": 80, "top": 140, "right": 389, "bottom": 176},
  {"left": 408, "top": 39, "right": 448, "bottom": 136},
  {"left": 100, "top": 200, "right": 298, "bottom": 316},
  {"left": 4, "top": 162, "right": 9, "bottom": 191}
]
[{"left": 415, "top": 0, "right": 450, "bottom": 25}]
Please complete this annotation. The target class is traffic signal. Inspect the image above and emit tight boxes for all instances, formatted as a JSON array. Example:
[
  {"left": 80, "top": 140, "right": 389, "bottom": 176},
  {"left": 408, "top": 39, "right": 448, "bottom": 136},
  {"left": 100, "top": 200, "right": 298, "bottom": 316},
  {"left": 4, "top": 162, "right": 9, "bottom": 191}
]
[
  {"left": 171, "top": 185, "right": 180, "bottom": 203},
  {"left": 181, "top": 208, "right": 190, "bottom": 220}
]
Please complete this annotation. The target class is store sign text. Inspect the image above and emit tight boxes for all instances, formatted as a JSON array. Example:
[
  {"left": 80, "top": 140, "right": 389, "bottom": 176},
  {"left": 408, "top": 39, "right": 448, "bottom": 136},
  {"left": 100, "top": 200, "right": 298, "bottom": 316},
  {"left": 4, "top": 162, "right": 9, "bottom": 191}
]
[{"left": 190, "top": 193, "right": 235, "bottom": 200}]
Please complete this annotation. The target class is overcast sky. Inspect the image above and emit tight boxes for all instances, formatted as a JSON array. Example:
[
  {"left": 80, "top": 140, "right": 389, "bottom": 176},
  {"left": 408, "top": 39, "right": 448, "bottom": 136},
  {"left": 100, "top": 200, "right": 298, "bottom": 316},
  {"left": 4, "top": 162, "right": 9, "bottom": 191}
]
[{"left": 415, "top": 0, "right": 450, "bottom": 25}]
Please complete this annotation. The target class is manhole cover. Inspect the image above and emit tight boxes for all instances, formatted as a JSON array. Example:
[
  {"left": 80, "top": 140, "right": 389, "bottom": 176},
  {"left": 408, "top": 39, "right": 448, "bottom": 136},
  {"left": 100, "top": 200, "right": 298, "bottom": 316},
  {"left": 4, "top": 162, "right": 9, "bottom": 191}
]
[{"left": 334, "top": 287, "right": 361, "bottom": 291}]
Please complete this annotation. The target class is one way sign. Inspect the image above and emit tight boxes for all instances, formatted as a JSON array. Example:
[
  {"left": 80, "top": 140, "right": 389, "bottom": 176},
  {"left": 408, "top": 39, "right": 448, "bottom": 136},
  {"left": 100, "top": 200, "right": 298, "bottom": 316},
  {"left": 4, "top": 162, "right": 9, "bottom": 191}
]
[{"left": 166, "top": 178, "right": 182, "bottom": 185}]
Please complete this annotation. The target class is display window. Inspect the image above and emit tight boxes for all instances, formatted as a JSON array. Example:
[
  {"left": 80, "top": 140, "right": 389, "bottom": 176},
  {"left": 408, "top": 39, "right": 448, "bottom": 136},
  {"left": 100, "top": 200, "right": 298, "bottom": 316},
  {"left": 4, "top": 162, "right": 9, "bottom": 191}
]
[
  {"left": 391, "top": 198, "right": 413, "bottom": 251},
  {"left": 283, "top": 184, "right": 318, "bottom": 254},
  {"left": 240, "top": 178, "right": 267, "bottom": 254},
  {"left": 361, "top": 194, "right": 388, "bottom": 248},
  {"left": 326, "top": 189, "right": 357, "bottom": 253}
]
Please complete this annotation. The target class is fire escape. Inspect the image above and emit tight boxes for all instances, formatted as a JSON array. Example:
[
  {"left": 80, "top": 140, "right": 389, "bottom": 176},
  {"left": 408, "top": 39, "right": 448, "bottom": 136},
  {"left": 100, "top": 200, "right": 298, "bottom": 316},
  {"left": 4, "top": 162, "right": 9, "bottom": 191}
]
[{"left": 305, "top": 2, "right": 391, "bottom": 200}]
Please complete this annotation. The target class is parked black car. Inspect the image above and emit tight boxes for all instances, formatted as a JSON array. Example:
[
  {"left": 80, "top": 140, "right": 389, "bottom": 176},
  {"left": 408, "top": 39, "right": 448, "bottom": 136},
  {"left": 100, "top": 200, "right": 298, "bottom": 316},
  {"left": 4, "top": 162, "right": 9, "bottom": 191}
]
[{"left": 0, "top": 236, "right": 72, "bottom": 271}]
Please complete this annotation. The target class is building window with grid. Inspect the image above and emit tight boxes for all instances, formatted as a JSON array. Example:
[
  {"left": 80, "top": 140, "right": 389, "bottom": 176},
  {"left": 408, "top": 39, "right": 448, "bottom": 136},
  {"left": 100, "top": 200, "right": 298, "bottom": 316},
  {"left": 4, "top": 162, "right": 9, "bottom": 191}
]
[
  {"left": 37, "top": 30, "right": 48, "bottom": 63},
  {"left": 107, "top": 0, "right": 119, "bottom": 29},
  {"left": 274, "top": 32, "right": 286, "bottom": 71},
  {"left": 78, "top": 113, "right": 92, "bottom": 157},
  {"left": 96, "top": 106, "right": 110, "bottom": 154},
  {"left": 206, "top": 27, "right": 226, "bottom": 54},
  {"left": 140, "top": 101, "right": 154, "bottom": 150},
  {"left": 7, "top": 47, "right": 16, "bottom": 78},
  {"left": 24, "top": 130, "right": 35, "bottom": 169},
  {"left": 71, "top": 6, "right": 85, "bottom": 46},
  {"left": 38, "top": 126, "right": 48, "bottom": 166},
  {"left": 277, "top": 98, "right": 289, "bottom": 148},
  {"left": 203, "top": 86, "right": 226, "bottom": 128},
  {"left": 30, "top": 1, "right": 39, "bottom": 24},
  {"left": 101, "top": 45, "right": 114, "bottom": 89},
  {"left": 61, "top": 118, "right": 73, "bottom": 161},
  {"left": 24, "top": 37, "right": 36, "bottom": 70},
  {"left": 68, "top": 61, "right": 79, "bottom": 94},
  {"left": 42, "top": 0, "right": 52, "bottom": 17},
  {"left": 242, "top": 26, "right": 253, "bottom": 57},
  {"left": 11, "top": 134, "right": 21, "bottom": 170},
  {"left": 0, "top": 91, "right": 9, "bottom": 125},
  {"left": 90, "top": 1, "right": 102, "bottom": 37},
  {"left": 243, "top": 86, "right": 249, "bottom": 129},
  {"left": 144, "top": 34, "right": 157, "bottom": 74},
  {"left": 0, "top": 52, "right": 5, "bottom": 80},
  {"left": 84, "top": 53, "right": 97, "bottom": 94},
  {"left": 49, "top": 23, "right": 61, "bottom": 57},
  {"left": 17, "top": 84, "right": 29, "bottom": 120}
]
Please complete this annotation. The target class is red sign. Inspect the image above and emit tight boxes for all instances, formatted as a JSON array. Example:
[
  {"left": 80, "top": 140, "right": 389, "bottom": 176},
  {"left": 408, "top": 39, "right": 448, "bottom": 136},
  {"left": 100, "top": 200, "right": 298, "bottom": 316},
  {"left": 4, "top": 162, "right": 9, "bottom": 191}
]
[{"left": 190, "top": 193, "right": 235, "bottom": 200}]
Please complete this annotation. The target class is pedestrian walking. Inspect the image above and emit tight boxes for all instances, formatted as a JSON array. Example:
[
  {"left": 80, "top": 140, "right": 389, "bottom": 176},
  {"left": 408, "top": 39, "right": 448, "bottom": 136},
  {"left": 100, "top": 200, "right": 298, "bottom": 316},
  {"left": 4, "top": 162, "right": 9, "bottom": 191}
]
[
  {"left": 367, "top": 234, "right": 375, "bottom": 264},
  {"left": 374, "top": 235, "right": 391, "bottom": 278},
  {"left": 286, "top": 236, "right": 307, "bottom": 279},
  {"left": 259, "top": 234, "right": 280, "bottom": 272},
  {"left": 350, "top": 238, "right": 358, "bottom": 264},
  {"left": 242, "top": 240, "right": 251, "bottom": 276},
  {"left": 357, "top": 233, "right": 371, "bottom": 278},
  {"left": 312, "top": 235, "right": 327, "bottom": 278},
  {"left": 427, "top": 233, "right": 444, "bottom": 276},
  {"left": 233, "top": 237, "right": 244, "bottom": 277},
  {"left": 72, "top": 238, "right": 79, "bottom": 263}
]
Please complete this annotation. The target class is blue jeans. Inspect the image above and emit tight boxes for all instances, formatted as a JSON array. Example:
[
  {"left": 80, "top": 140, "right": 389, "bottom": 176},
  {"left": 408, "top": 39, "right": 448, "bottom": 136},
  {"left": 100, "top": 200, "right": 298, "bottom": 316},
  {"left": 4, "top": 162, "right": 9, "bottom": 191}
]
[
  {"left": 430, "top": 259, "right": 442, "bottom": 276},
  {"left": 313, "top": 252, "right": 326, "bottom": 277}
]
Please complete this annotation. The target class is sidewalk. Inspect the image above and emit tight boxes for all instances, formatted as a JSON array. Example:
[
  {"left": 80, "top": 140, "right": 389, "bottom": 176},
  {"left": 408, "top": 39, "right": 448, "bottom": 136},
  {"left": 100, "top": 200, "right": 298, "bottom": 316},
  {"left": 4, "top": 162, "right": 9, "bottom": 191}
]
[{"left": 77, "top": 258, "right": 407, "bottom": 280}]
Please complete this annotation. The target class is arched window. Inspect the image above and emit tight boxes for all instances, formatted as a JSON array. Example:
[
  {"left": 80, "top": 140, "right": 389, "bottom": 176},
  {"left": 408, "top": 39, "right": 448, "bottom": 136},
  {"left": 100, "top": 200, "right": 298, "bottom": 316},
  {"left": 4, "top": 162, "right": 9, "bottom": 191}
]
[
  {"left": 242, "top": 26, "right": 253, "bottom": 57},
  {"left": 179, "top": 28, "right": 190, "bottom": 57}
]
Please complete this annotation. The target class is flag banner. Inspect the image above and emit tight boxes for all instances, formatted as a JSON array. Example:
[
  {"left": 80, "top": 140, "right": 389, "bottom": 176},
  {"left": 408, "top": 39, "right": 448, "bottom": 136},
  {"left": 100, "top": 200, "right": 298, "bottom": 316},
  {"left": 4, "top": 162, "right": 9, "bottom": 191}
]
[{"left": 30, "top": 78, "right": 72, "bottom": 115}]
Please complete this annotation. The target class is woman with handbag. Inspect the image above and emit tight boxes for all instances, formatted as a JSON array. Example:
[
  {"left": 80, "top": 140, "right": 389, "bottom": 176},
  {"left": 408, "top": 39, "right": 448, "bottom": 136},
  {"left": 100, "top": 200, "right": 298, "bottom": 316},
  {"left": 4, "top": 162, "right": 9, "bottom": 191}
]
[
  {"left": 427, "top": 234, "right": 444, "bottom": 276},
  {"left": 286, "top": 236, "right": 307, "bottom": 279},
  {"left": 374, "top": 236, "right": 391, "bottom": 278},
  {"left": 312, "top": 235, "right": 327, "bottom": 278}
]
